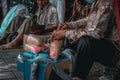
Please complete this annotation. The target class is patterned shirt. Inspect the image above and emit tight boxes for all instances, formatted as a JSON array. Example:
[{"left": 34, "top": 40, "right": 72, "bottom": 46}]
[
  {"left": 65, "top": 0, "right": 118, "bottom": 43},
  {"left": 35, "top": 3, "right": 59, "bottom": 26}
]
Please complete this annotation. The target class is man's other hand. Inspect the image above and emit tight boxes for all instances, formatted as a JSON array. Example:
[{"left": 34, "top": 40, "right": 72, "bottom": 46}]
[
  {"left": 57, "top": 23, "right": 69, "bottom": 30},
  {"left": 51, "top": 30, "right": 66, "bottom": 41}
]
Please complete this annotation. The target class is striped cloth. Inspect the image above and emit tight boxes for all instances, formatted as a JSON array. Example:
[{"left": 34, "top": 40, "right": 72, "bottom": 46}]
[{"left": 1, "top": 0, "right": 38, "bottom": 17}]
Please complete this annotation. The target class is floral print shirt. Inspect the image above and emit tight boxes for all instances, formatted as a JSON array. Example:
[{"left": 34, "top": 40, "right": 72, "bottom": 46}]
[{"left": 65, "top": 0, "right": 117, "bottom": 43}]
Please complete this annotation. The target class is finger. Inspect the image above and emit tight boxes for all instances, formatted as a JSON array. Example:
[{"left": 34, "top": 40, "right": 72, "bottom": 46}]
[
  {"left": 54, "top": 34, "right": 60, "bottom": 40},
  {"left": 50, "top": 34, "right": 54, "bottom": 42},
  {"left": 60, "top": 24, "right": 67, "bottom": 30},
  {"left": 60, "top": 26, "right": 64, "bottom": 30},
  {"left": 57, "top": 24, "right": 63, "bottom": 30},
  {"left": 57, "top": 24, "right": 61, "bottom": 30},
  {"left": 51, "top": 32, "right": 56, "bottom": 42},
  {"left": 62, "top": 24, "right": 67, "bottom": 29}
]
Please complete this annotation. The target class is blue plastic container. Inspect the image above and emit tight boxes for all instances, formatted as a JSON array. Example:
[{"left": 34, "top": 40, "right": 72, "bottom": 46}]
[{"left": 17, "top": 51, "right": 69, "bottom": 80}]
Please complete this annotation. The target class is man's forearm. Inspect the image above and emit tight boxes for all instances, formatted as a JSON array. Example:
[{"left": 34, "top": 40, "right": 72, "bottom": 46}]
[{"left": 66, "top": 17, "right": 88, "bottom": 29}]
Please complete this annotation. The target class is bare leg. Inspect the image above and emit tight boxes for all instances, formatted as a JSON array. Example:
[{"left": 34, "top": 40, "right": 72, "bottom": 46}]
[
  {"left": 0, "top": 33, "right": 22, "bottom": 49},
  {"left": 0, "top": 32, "right": 10, "bottom": 44}
]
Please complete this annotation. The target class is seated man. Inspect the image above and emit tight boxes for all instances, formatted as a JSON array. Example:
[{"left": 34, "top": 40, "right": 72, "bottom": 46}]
[
  {"left": 51, "top": 0, "right": 119, "bottom": 80},
  {"left": 0, "top": 0, "right": 59, "bottom": 48}
]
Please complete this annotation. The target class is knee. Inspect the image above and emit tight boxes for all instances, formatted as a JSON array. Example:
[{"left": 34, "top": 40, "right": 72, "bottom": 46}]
[
  {"left": 76, "top": 36, "right": 93, "bottom": 53},
  {"left": 22, "top": 18, "right": 34, "bottom": 27},
  {"left": 12, "top": 16, "right": 25, "bottom": 24},
  {"left": 13, "top": 16, "right": 23, "bottom": 21},
  {"left": 77, "top": 36, "right": 92, "bottom": 46},
  {"left": 24, "top": 18, "right": 33, "bottom": 23}
]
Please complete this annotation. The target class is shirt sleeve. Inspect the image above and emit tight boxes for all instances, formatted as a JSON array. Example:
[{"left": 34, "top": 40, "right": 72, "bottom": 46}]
[{"left": 66, "top": 17, "right": 88, "bottom": 29}]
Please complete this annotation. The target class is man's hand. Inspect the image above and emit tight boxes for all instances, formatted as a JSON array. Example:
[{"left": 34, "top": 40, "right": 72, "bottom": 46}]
[
  {"left": 57, "top": 23, "right": 69, "bottom": 30},
  {"left": 51, "top": 30, "right": 66, "bottom": 41}
]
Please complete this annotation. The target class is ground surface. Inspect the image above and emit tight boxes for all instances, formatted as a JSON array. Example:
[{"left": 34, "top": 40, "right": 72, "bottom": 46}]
[{"left": 0, "top": 49, "right": 119, "bottom": 80}]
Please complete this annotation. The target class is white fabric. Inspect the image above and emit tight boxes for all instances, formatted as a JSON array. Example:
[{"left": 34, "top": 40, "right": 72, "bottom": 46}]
[{"left": 49, "top": 0, "right": 64, "bottom": 23}]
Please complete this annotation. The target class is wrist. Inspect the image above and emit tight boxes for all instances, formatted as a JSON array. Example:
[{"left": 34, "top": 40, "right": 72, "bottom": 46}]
[{"left": 63, "top": 30, "right": 67, "bottom": 38}]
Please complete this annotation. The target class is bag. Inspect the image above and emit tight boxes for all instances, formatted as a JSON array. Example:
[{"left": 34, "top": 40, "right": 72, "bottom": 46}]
[
  {"left": 23, "top": 34, "right": 50, "bottom": 54},
  {"left": 24, "top": 43, "right": 48, "bottom": 54},
  {"left": 23, "top": 34, "right": 51, "bottom": 47}
]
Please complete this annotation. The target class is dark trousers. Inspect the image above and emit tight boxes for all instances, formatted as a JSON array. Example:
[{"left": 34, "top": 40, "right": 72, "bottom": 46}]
[{"left": 64, "top": 36, "right": 118, "bottom": 79}]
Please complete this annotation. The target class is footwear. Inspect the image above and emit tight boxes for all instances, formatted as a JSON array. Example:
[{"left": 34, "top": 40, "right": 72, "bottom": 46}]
[
  {"left": 0, "top": 32, "right": 10, "bottom": 44},
  {"left": 0, "top": 34, "right": 23, "bottom": 49}
]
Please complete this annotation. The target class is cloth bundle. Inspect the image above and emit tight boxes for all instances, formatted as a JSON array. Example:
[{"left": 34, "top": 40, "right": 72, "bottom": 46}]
[{"left": 23, "top": 34, "right": 50, "bottom": 54}]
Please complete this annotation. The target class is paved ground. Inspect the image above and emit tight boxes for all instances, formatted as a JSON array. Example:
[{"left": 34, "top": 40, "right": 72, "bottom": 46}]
[
  {"left": 0, "top": 49, "right": 119, "bottom": 80},
  {"left": 0, "top": 49, "right": 24, "bottom": 80}
]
